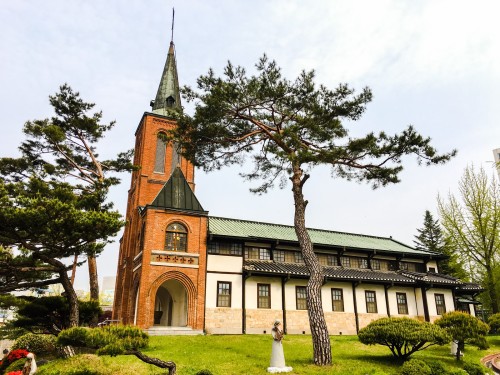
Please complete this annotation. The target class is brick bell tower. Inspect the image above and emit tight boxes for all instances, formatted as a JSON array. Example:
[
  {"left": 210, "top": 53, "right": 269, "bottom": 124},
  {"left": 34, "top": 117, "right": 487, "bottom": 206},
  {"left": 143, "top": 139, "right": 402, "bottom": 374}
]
[{"left": 113, "top": 37, "right": 208, "bottom": 333}]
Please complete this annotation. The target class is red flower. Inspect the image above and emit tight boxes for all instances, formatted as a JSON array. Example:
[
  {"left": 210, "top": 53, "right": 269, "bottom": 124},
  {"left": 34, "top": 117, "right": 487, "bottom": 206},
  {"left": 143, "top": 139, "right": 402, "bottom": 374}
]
[
  {"left": 6, "top": 349, "right": 29, "bottom": 363},
  {"left": 6, "top": 371, "right": 23, "bottom": 375}
]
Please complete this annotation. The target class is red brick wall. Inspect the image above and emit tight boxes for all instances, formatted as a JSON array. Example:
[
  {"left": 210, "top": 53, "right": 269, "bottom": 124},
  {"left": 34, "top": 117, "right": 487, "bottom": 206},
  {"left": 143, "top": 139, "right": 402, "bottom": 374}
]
[{"left": 113, "top": 113, "right": 205, "bottom": 330}]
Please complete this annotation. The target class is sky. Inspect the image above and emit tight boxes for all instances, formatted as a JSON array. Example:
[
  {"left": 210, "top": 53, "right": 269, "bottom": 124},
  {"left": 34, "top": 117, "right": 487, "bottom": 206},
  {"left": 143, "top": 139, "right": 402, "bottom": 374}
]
[{"left": 1, "top": 0, "right": 499, "bottom": 292}]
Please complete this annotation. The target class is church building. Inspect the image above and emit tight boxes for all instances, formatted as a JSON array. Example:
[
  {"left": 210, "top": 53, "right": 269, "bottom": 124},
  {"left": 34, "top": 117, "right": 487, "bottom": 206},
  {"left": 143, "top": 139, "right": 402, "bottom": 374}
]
[{"left": 112, "top": 38, "right": 480, "bottom": 335}]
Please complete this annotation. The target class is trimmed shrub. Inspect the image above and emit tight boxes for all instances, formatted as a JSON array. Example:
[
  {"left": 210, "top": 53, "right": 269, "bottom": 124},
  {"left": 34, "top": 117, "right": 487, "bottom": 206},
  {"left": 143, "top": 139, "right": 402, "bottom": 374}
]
[
  {"left": 57, "top": 325, "right": 148, "bottom": 356},
  {"left": 436, "top": 312, "right": 490, "bottom": 361},
  {"left": 36, "top": 354, "right": 144, "bottom": 375},
  {"left": 358, "top": 317, "right": 450, "bottom": 359},
  {"left": 4, "top": 358, "right": 25, "bottom": 374},
  {"left": 487, "top": 313, "right": 500, "bottom": 333},
  {"left": 401, "top": 359, "right": 431, "bottom": 375},
  {"left": 462, "top": 362, "right": 486, "bottom": 375},
  {"left": 12, "top": 333, "right": 58, "bottom": 356},
  {"left": 427, "top": 360, "right": 448, "bottom": 375}
]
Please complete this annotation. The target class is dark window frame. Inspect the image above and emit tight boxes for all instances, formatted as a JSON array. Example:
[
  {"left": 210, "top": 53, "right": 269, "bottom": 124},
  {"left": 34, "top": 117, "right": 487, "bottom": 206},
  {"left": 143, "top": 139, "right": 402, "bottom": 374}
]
[
  {"left": 435, "top": 293, "right": 446, "bottom": 315},
  {"left": 340, "top": 256, "right": 351, "bottom": 268},
  {"left": 274, "top": 250, "right": 285, "bottom": 262},
  {"left": 396, "top": 292, "right": 408, "bottom": 315},
  {"left": 296, "top": 286, "right": 307, "bottom": 310},
  {"left": 257, "top": 283, "right": 271, "bottom": 309},
  {"left": 365, "top": 290, "right": 378, "bottom": 313},
  {"left": 331, "top": 288, "right": 344, "bottom": 312},
  {"left": 207, "top": 241, "right": 242, "bottom": 256},
  {"left": 217, "top": 281, "right": 232, "bottom": 307}
]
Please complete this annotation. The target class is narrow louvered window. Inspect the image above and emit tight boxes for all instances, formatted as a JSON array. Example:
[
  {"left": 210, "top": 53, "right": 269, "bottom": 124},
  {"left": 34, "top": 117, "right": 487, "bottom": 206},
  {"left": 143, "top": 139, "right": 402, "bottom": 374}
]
[{"left": 154, "top": 133, "right": 167, "bottom": 173}]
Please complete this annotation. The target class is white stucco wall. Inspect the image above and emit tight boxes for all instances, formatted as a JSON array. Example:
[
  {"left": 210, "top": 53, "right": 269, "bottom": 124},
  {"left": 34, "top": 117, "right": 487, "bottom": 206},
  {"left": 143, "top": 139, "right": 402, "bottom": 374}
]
[
  {"left": 206, "top": 254, "right": 242, "bottom": 272},
  {"left": 427, "top": 288, "right": 455, "bottom": 317},
  {"left": 321, "top": 281, "right": 355, "bottom": 313},
  {"left": 206, "top": 272, "right": 243, "bottom": 309},
  {"left": 355, "top": 284, "right": 387, "bottom": 315},
  {"left": 387, "top": 287, "right": 418, "bottom": 316},
  {"left": 245, "top": 276, "right": 282, "bottom": 310},
  {"left": 426, "top": 260, "right": 438, "bottom": 272}
]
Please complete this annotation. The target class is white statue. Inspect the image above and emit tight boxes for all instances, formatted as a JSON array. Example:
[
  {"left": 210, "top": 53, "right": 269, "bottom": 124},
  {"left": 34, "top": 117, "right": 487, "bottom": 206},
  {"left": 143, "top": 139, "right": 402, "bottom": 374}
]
[
  {"left": 22, "top": 352, "right": 37, "bottom": 375},
  {"left": 267, "top": 320, "right": 292, "bottom": 373}
]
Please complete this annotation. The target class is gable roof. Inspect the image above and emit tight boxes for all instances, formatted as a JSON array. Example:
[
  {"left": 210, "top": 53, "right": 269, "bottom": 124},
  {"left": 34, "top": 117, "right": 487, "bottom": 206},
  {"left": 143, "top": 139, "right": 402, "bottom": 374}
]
[
  {"left": 208, "top": 216, "right": 439, "bottom": 257},
  {"left": 150, "top": 167, "right": 206, "bottom": 213}
]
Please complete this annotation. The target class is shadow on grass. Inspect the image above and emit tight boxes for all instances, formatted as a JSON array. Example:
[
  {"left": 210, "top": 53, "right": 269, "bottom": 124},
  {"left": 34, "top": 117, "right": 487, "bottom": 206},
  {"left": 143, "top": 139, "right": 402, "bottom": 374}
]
[{"left": 340, "top": 352, "right": 402, "bottom": 366}]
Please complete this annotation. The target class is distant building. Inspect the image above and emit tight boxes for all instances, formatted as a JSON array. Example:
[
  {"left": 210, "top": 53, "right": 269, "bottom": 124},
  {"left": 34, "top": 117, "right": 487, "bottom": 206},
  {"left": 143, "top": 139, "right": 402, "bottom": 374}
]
[
  {"left": 112, "top": 35, "right": 481, "bottom": 335},
  {"left": 100, "top": 276, "right": 116, "bottom": 307},
  {"left": 493, "top": 148, "right": 500, "bottom": 179}
]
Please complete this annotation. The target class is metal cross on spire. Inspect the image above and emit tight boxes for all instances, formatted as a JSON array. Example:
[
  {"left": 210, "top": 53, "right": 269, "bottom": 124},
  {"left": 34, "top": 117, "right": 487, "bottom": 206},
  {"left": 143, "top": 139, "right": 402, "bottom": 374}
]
[{"left": 171, "top": 8, "right": 175, "bottom": 42}]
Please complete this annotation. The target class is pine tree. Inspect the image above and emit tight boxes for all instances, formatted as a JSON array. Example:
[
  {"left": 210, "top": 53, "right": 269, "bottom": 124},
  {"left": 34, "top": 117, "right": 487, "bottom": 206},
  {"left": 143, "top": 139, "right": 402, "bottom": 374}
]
[
  {"left": 173, "top": 55, "right": 455, "bottom": 365},
  {"left": 414, "top": 210, "right": 444, "bottom": 252},
  {"left": 414, "top": 210, "right": 467, "bottom": 279}
]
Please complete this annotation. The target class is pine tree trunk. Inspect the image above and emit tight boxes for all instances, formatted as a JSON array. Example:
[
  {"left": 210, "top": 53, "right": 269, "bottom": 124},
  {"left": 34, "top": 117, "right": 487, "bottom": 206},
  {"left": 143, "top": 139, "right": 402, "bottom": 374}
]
[
  {"left": 291, "top": 164, "right": 332, "bottom": 365},
  {"left": 127, "top": 350, "right": 176, "bottom": 374},
  {"left": 38, "top": 254, "right": 80, "bottom": 327},
  {"left": 60, "top": 270, "right": 80, "bottom": 327},
  {"left": 88, "top": 254, "right": 99, "bottom": 300}
]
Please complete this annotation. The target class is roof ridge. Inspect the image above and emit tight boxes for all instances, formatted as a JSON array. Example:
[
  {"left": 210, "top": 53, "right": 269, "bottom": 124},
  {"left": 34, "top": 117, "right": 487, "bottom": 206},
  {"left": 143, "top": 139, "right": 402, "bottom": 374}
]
[{"left": 209, "top": 215, "right": 406, "bottom": 243}]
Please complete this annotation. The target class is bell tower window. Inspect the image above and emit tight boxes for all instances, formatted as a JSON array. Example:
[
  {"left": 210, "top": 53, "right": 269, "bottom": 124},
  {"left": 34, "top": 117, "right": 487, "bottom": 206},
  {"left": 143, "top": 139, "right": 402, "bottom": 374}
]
[
  {"left": 166, "top": 95, "right": 175, "bottom": 108},
  {"left": 154, "top": 132, "right": 167, "bottom": 173},
  {"left": 165, "top": 223, "right": 187, "bottom": 251}
]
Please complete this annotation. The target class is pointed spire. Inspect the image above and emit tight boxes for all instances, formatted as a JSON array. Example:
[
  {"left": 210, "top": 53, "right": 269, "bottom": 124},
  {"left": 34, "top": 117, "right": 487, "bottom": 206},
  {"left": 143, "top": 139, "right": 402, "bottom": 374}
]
[{"left": 150, "top": 10, "right": 181, "bottom": 116}]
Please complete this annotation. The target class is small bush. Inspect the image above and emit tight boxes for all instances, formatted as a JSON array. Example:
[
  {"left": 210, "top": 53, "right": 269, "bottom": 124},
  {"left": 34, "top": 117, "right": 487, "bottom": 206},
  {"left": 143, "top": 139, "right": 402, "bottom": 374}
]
[
  {"left": 462, "top": 362, "right": 486, "bottom": 375},
  {"left": 448, "top": 370, "right": 467, "bottom": 375},
  {"left": 358, "top": 317, "right": 450, "bottom": 359},
  {"left": 4, "top": 358, "right": 26, "bottom": 373},
  {"left": 401, "top": 359, "right": 431, "bottom": 375},
  {"left": 427, "top": 360, "right": 448, "bottom": 375},
  {"left": 467, "top": 336, "right": 489, "bottom": 350},
  {"left": 196, "top": 370, "right": 213, "bottom": 375},
  {"left": 36, "top": 354, "right": 143, "bottom": 375},
  {"left": 12, "top": 333, "right": 58, "bottom": 356},
  {"left": 487, "top": 313, "right": 500, "bottom": 333}
]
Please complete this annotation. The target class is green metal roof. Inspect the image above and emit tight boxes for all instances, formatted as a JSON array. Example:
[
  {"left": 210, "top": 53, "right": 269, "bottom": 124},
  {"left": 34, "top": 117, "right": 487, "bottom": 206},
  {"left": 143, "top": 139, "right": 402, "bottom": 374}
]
[
  {"left": 150, "top": 168, "right": 205, "bottom": 212},
  {"left": 208, "top": 216, "right": 436, "bottom": 257},
  {"left": 151, "top": 41, "right": 182, "bottom": 116}
]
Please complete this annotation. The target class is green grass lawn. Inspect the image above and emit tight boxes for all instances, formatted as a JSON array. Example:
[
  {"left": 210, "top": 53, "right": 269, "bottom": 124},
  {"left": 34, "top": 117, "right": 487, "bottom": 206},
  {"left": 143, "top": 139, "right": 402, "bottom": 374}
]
[{"left": 37, "top": 334, "right": 500, "bottom": 375}]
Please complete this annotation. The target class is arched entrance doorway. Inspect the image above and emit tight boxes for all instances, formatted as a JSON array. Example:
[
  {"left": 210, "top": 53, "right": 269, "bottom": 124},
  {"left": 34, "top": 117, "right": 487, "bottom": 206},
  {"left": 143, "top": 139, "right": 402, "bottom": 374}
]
[{"left": 153, "top": 279, "right": 188, "bottom": 327}]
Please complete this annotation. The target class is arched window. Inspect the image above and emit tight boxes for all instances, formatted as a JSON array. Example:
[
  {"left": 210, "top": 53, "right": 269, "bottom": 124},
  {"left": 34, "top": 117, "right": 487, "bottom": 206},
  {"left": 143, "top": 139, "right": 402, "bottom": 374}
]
[
  {"left": 165, "top": 223, "right": 187, "bottom": 251},
  {"left": 154, "top": 132, "right": 167, "bottom": 173}
]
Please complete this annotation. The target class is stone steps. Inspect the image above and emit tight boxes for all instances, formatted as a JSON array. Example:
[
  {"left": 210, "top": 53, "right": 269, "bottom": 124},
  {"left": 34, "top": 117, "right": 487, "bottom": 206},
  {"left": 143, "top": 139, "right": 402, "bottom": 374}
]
[{"left": 146, "top": 326, "right": 204, "bottom": 336}]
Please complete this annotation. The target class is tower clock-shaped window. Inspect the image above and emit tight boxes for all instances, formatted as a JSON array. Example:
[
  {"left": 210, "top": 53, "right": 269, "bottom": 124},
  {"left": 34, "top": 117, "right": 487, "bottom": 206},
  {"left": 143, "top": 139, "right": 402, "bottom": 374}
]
[
  {"left": 165, "top": 222, "right": 187, "bottom": 251},
  {"left": 154, "top": 132, "right": 167, "bottom": 173}
]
